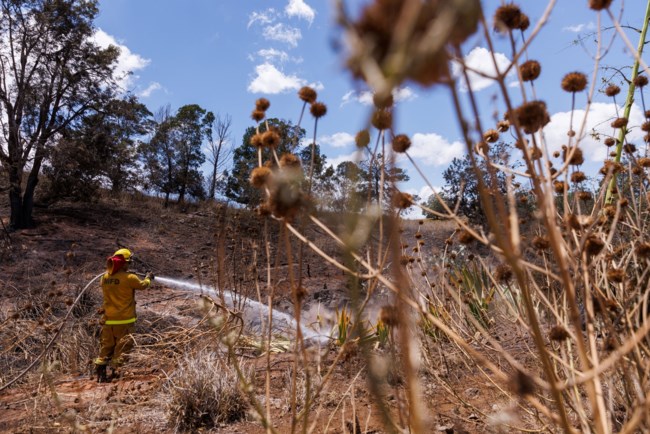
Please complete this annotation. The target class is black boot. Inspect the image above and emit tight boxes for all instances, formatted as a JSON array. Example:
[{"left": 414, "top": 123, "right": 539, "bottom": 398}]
[{"left": 96, "top": 364, "right": 109, "bottom": 383}]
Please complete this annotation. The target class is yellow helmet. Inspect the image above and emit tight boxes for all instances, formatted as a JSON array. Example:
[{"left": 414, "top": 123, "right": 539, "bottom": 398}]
[{"left": 113, "top": 248, "right": 133, "bottom": 262}]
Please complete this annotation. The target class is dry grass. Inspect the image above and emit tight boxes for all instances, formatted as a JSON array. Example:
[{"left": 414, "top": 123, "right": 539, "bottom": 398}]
[{"left": 163, "top": 349, "right": 251, "bottom": 432}]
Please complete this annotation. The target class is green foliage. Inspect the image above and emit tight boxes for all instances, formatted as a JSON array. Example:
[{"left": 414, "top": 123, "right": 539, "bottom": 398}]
[
  {"left": 335, "top": 306, "right": 351, "bottom": 346},
  {"left": 452, "top": 262, "right": 494, "bottom": 329},
  {"left": 375, "top": 319, "right": 390, "bottom": 346},
  {"left": 0, "top": 0, "right": 119, "bottom": 228},
  {"left": 328, "top": 157, "right": 409, "bottom": 212},
  {"left": 43, "top": 96, "right": 152, "bottom": 201},
  {"left": 141, "top": 104, "right": 212, "bottom": 205}
]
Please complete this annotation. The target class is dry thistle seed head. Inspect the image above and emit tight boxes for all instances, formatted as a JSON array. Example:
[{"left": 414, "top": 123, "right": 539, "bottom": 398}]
[
  {"left": 378, "top": 303, "right": 400, "bottom": 328},
  {"left": 552, "top": 150, "right": 560, "bottom": 158},
  {"left": 585, "top": 235, "right": 605, "bottom": 257},
  {"left": 604, "top": 137, "right": 616, "bottom": 146},
  {"left": 497, "top": 120, "right": 510, "bottom": 132},
  {"left": 589, "top": 0, "right": 613, "bottom": 10},
  {"left": 567, "top": 129, "right": 576, "bottom": 137},
  {"left": 251, "top": 110, "right": 265, "bottom": 122},
  {"left": 634, "top": 75, "right": 649, "bottom": 87},
  {"left": 561, "top": 72, "right": 588, "bottom": 93},
  {"left": 458, "top": 230, "right": 475, "bottom": 244},
  {"left": 611, "top": 117, "right": 628, "bottom": 129},
  {"left": 371, "top": 109, "right": 392, "bottom": 130},
  {"left": 606, "top": 267, "right": 625, "bottom": 283},
  {"left": 347, "top": 1, "right": 458, "bottom": 87},
  {"left": 519, "top": 195, "right": 528, "bottom": 204},
  {"left": 636, "top": 242, "right": 650, "bottom": 258},
  {"left": 603, "top": 204, "right": 616, "bottom": 218},
  {"left": 261, "top": 130, "right": 281, "bottom": 148},
  {"left": 520, "top": 60, "right": 541, "bottom": 81},
  {"left": 632, "top": 165, "right": 643, "bottom": 175},
  {"left": 645, "top": 133, "right": 650, "bottom": 142},
  {"left": 250, "top": 167, "right": 272, "bottom": 189},
  {"left": 448, "top": 0, "right": 482, "bottom": 44},
  {"left": 532, "top": 235, "right": 550, "bottom": 250},
  {"left": 567, "top": 213, "right": 593, "bottom": 230},
  {"left": 255, "top": 98, "right": 270, "bottom": 112},
  {"left": 563, "top": 146, "right": 584, "bottom": 165},
  {"left": 605, "top": 84, "right": 620, "bottom": 97},
  {"left": 549, "top": 325, "right": 570, "bottom": 342},
  {"left": 518, "top": 13, "right": 530, "bottom": 31},
  {"left": 415, "top": 233, "right": 422, "bottom": 239},
  {"left": 250, "top": 133, "right": 264, "bottom": 149},
  {"left": 570, "top": 171, "right": 586, "bottom": 183},
  {"left": 495, "top": 263, "right": 513, "bottom": 282},
  {"left": 392, "top": 191, "right": 413, "bottom": 209},
  {"left": 642, "top": 121, "right": 650, "bottom": 132},
  {"left": 279, "top": 153, "right": 301, "bottom": 168},
  {"left": 577, "top": 191, "right": 593, "bottom": 201},
  {"left": 310, "top": 102, "right": 327, "bottom": 118},
  {"left": 373, "top": 92, "right": 393, "bottom": 109},
  {"left": 623, "top": 143, "right": 636, "bottom": 154},
  {"left": 528, "top": 146, "right": 542, "bottom": 160},
  {"left": 599, "top": 160, "right": 624, "bottom": 175},
  {"left": 392, "top": 134, "right": 411, "bottom": 153},
  {"left": 294, "top": 285, "right": 308, "bottom": 301},
  {"left": 511, "top": 369, "right": 535, "bottom": 397},
  {"left": 494, "top": 4, "right": 525, "bottom": 33},
  {"left": 268, "top": 170, "right": 304, "bottom": 220},
  {"left": 483, "top": 129, "right": 499, "bottom": 143},
  {"left": 509, "top": 100, "right": 550, "bottom": 133},
  {"left": 298, "top": 86, "right": 317, "bottom": 103},
  {"left": 355, "top": 129, "right": 370, "bottom": 148},
  {"left": 638, "top": 157, "right": 650, "bottom": 168}
]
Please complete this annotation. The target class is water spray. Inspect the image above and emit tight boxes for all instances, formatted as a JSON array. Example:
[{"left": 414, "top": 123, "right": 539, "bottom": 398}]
[{"left": 154, "top": 276, "right": 328, "bottom": 343}]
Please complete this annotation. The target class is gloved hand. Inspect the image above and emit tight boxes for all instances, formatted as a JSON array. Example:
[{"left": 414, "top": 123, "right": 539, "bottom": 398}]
[{"left": 145, "top": 272, "right": 155, "bottom": 281}]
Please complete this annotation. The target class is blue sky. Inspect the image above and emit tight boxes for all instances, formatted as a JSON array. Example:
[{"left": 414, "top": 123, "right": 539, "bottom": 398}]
[{"left": 94, "top": 1, "right": 648, "bottom": 216}]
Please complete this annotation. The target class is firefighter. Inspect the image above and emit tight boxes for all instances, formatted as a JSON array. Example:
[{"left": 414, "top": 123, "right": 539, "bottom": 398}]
[{"left": 94, "top": 248, "right": 153, "bottom": 382}]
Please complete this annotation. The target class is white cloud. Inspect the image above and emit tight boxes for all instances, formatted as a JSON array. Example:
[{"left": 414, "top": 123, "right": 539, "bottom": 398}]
[
  {"left": 328, "top": 151, "right": 361, "bottom": 169},
  {"left": 341, "top": 86, "right": 418, "bottom": 106},
  {"left": 542, "top": 102, "right": 645, "bottom": 161},
  {"left": 247, "top": 63, "right": 306, "bottom": 94},
  {"left": 563, "top": 22, "right": 595, "bottom": 33},
  {"left": 285, "top": 0, "right": 315, "bottom": 24},
  {"left": 248, "top": 9, "right": 277, "bottom": 28},
  {"left": 309, "top": 81, "right": 325, "bottom": 91},
  {"left": 137, "top": 82, "right": 162, "bottom": 98},
  {"left": 452, "top": 47, "right": 512, "bottom": 92},
  {"left": 319, "top": 132, "right": 355, "bottom": 148},
  {"left": 263, "top": 23, "right": 302, "bottom": 47},
  {"left": 404, "top": 133, "right": 465, "bottom": 166},
  {"left": 257, "top": 48, "right": 290, "bottom": 63},
  {"left": 91, "top": 29, "right": 150, "bottom": 91}
]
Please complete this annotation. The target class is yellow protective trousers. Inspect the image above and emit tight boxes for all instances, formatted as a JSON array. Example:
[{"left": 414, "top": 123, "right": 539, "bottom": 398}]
[{"left": 95, "top": 323, "right": 135, "bottom": 367}]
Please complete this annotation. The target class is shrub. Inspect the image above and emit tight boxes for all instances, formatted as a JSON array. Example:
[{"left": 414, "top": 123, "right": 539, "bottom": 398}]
[{"left": 164, "top": 350, "right": 250, "bottom": 432}]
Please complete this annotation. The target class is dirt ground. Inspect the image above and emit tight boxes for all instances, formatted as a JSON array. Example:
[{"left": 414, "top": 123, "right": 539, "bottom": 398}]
[{"left": 0, "top": 196, "right": 538, "bottom": 433}]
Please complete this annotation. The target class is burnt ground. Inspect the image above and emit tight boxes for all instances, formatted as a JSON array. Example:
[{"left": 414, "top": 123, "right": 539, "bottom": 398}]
[{"left": 0, "top": 195, "right": 538, "bottom": 433}]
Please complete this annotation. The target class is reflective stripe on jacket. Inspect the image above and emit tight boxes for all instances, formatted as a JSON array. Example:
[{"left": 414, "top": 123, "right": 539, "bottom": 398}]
[{"left": 101, "top": 271, "right": 151, "bottom": 323}]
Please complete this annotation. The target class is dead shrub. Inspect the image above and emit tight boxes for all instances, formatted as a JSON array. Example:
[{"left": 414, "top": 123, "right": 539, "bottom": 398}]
[{"left": 164, "top": 350, "right": 250, "bottom": 432}]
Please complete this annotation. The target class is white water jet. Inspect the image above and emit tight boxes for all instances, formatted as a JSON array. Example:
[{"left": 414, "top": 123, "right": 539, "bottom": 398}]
[{"left": 155, "top": 276, "right": 328, "bottom": 343}]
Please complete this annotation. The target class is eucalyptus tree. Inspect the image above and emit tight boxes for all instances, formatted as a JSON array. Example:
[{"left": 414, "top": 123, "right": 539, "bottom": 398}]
[{"left": 0, "top": 0, "right": 119, "bottom": 228}]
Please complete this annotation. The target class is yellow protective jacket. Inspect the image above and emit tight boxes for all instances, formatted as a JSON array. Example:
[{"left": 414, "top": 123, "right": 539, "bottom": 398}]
[{"left": 101, "top": 270, "right": 151, "bottom": 325}]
